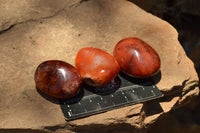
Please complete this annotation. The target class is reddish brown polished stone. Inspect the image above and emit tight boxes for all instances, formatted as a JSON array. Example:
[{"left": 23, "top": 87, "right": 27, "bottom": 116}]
[
  {"left": 34, "top": 60, "right": 82, "bottom": 99},
  {"left": 75, "top": 47, "right": 120, "bottom": 87},
  {"left": 113, "top": 37, "right": 161, "bottom": 78}
]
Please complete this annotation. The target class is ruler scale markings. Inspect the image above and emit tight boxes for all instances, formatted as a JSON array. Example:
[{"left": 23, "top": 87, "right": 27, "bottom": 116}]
[
  {"left": 151, "top": 90, "right": 156, "bottom": 96},
  {"left": 63, "top": 88, "right": 160, "bottom": 118},
  {"left": 61, "top": 75, "right": 163, "bottom": 120},
  {"left": 68, "top": 112, "right": 72, "bottom": 117},
  {"left": 64, "top": 93, "right": 157, "bottom": 118},
  {"left": 97, "top": 102, "right": 101, "bottom": 110}
]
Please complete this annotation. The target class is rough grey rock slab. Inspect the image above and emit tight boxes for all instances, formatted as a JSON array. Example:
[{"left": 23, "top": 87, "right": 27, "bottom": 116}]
[{"left": 0, "top": 0, "right": 199, "bottom": 132}]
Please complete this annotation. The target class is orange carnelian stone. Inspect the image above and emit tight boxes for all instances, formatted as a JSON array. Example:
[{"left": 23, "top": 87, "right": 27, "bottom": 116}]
[
  {"left": 34, "top": 60, "right": 82, "bottom": 99},
  {"left": 75, "top": 47, "right": 120, "bottom": 86},
  {"left": 113, "top": 38, "right": 161, "bottom": 78}
]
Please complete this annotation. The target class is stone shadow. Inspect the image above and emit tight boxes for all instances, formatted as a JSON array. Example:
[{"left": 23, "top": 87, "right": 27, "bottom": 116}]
[
  {"left": 36, "top": 87, "right": 84, "bottom": 105},
  {"left": 83, "top": 76, "right": 121, "bottom": 96},
  {"left": 119, "top": 71, "right": 161, "bottom": 86}
]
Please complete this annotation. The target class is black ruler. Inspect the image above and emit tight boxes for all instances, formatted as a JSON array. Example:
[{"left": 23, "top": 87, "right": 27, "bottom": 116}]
[{"left": 60, "top": 73, "right": 163, "bottom": 120}]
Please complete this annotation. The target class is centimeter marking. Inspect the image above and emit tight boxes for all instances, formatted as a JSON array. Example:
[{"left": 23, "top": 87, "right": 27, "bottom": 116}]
[
  {"left": 61, "top": 84, "right": 163, "bottom": 120},
  {"left": 81, "top": 84, "right": 140, "bottom": 100}
]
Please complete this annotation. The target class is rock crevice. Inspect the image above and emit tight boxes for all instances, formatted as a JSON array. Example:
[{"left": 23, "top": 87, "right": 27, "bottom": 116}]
[
  {"left": 0, "top": 0, "right": 82, "bottom": 34},
  {"left": 0, "top": 0, "right": 199, "bottom": 132}
]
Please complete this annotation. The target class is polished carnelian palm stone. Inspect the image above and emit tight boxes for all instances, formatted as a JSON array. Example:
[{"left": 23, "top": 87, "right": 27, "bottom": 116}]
[
  {"left": 113, "top": 38, "right": 161, "bottom": 78},
  {"left": 34, "top": 60, "right": 82, "bottom": 99},
  {"left": 75, "top": 47, "right": 120, "bottom": 87}
]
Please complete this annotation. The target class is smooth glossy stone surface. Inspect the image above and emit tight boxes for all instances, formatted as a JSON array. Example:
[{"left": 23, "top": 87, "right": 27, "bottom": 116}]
[
  {"left": 113, "top": 37, "right": 161, "bottom": 78},
  {"left": 34, "top": 60, "right": 82, "bottom": 99},
  {"left": 75, "top": 47, "right": 120, "bottom": 87}
]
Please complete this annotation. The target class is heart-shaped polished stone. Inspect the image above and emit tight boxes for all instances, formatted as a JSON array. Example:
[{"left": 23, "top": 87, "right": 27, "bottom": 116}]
[
  {"left": 113, "top": 37, "right": 161, "bottom": 78},
  {"left": 75, "top": 47, "right": 120, "bottom": 87}
]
